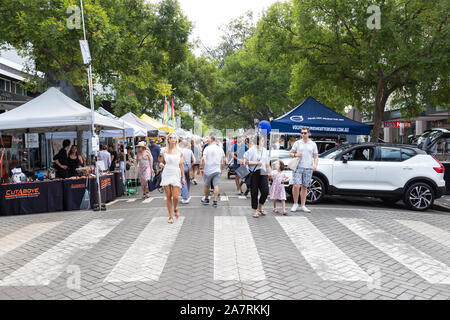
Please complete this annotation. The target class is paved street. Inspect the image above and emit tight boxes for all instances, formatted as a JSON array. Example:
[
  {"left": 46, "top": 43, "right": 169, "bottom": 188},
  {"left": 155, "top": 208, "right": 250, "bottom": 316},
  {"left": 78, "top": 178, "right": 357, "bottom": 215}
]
[{"left": 0, "top": 175, "right": 450, "bottom": 300}]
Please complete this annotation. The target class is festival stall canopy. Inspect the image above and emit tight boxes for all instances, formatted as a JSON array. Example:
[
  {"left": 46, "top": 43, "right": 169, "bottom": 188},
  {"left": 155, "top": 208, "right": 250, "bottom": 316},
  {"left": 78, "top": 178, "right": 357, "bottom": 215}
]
[
  {"left": 97, "top": 107, "right": 147, "bottom": 137},
  {"left": 271, "top": 97, "right": 371, "bottom": 135},
  {"left": 120, "top": 112, "right": 159, "bottom": 137},
  {"left": 140, "top": 114, "right": 175, "bottom": 134},
  {"left": 0, "top": 87, "right": 124, "bottom": 133}
]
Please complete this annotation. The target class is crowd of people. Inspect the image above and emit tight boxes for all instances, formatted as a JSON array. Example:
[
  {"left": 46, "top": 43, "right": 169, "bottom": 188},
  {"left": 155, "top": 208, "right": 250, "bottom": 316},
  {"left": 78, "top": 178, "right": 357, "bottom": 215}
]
[{"left": 53, "top": 128, "right": 320, "bottom": 224}]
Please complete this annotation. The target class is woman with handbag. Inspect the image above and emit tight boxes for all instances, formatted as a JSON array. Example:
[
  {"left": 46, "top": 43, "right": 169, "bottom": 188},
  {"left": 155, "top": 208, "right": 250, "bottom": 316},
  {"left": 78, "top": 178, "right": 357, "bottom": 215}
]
[
  {"left": 244, "top": 135, "right": 273, "bottom": 218},
  {"left": 232, "top": 136, "right": 248, "bottom": 195},
  {"left": 135, "top": 141, "right": 153, "bottom": 199}
]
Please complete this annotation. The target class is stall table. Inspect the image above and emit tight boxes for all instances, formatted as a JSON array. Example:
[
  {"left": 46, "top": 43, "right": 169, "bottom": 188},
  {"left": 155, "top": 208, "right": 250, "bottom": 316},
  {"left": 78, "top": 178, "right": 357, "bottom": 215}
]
[
  {"left": 113, "top": 171, "right": 124, "bottom": 197},
  {"left": 0, "top": 180, "right": 64, "bottom": 216}
]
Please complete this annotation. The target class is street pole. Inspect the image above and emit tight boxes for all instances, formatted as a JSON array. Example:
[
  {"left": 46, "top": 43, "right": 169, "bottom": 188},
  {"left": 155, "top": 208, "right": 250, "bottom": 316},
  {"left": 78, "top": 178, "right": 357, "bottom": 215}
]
[{"left": 80, "top": 0, "right": 103, "bottom": 210}]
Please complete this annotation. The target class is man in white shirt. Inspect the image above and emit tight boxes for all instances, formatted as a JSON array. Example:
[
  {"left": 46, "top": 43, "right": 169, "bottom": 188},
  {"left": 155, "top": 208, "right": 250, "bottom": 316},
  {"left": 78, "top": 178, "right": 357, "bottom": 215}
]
[
  {"left": 200, "top": 134, "right": 226, "bottom": 208},
  {"left": 98, "top": 145, "right": 111, "bottom": 172},
  {"left": 289, "top": 127, "right": 318, "bottom": 212}
]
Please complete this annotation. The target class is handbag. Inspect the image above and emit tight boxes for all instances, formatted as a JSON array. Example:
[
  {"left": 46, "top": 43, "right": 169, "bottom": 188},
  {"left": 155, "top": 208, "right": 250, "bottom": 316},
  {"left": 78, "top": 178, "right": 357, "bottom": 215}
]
[
  {"left": 245, "top": 148, "right": 264, "bottom": 186},
  {"left": 235, "top": 165, "right": 250, "bottom": 179},
  {"left": 148, "top": 171, "right": 162, "bottom": 192},
  {"left": 288, "top": 157, "right": 300, "bottom": 171}
]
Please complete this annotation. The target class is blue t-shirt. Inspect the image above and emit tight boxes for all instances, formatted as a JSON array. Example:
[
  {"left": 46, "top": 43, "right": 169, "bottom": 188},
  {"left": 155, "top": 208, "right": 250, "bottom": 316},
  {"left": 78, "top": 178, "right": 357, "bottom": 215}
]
[
  {"left": 150, "top": 144, "right": 161, "bottom": 162},
  {"left": 233, "top": 143, "right": 248, "bottom": 165}
]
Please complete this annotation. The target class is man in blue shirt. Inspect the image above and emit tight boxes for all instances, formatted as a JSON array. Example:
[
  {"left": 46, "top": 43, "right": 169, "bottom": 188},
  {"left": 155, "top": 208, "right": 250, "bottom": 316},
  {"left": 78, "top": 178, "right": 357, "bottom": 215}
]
[
  {"left": 149, "top": 139, "right": 161, "bottom": 174},
  {"left": 231, "top": 136, "right": 248, "bottom": 195}
]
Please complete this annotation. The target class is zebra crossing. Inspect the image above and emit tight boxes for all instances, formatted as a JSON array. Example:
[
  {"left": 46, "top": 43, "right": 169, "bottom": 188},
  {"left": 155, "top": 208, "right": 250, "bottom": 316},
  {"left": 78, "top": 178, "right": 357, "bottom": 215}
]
[{"left": 0, "top": 215, "right": 450, "bottom": 288}]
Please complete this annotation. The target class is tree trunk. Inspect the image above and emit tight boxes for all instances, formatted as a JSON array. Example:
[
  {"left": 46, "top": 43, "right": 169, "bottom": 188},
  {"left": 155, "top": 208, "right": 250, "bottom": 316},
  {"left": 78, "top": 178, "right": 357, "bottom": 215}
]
[
  {"left": 73, "top": 85, "right": 86, "bottom": 105},
  {"left": 371, "top": 69, "right": 385, "bottom": 142}
]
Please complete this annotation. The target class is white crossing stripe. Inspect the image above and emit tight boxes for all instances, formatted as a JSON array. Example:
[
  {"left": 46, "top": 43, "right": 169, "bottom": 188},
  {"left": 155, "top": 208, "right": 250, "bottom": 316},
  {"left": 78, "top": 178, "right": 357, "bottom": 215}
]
[
  {"left": 142, "top": 197, "right": 154, "bottom": 204},
  {"left": 0, "top": 219, "right": 122, "bottom": 286},
  {"left": 106, "top": 199, "right": 120, "bottom": 206},
  {"left": 105, "top": 217, "right": 185, "bottom": 282},
  {"left": 338, "top": 218, "right": 450, "bottom": 284},
  {"left": 397, "top": 220, "right": 450, "bottom": 248},
  {"left": 276, "top": 217, "right": 371, "bottom": 282},
  {"left": 220, "top": 196, "right": 229, "bottom": 202},
  {"left": 238, "top": 196, "right": 247, "bottom": 200},
  {"left": 126, "top": 198, "right": 137, "bottom": 203},
  {"left": 214, "top": 216, "right": 265, "bottom": 281},
  {"left": 0, "top": 222, "right": 62, "bottom": 257}
]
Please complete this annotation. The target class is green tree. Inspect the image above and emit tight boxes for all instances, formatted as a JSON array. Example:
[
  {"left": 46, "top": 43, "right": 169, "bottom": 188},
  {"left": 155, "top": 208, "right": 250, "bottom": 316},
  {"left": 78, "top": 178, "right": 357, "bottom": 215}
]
[
  {"left": 254, "top": 0, "right": 449, "bottom": 140},
  {"left": 0, "top": 0, "right": 192, "bottom": 116}
]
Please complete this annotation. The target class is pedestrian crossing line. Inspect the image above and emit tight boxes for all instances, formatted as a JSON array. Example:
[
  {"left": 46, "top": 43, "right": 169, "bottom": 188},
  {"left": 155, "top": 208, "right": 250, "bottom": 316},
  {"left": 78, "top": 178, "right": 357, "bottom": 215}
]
[
  {"left": 338, "top": 218, "right": 450, "bottom": 284},
  {"left": 0, "top": 219, "right": 122, "bottom": 286},
  {"left": 0, "top": 222, "right": 62, "bottom": 258},
  {"left": 396, "top": 220, "right": 450, "bottom": 248},
  {"left": 105, "top": 217, "right": 185, "bottom": 282},
  {"left": 220, "top": 196, "right": 229, "bottom": 202},
  {"left": 142, "top": 197, "right": 154, "bottom": 204},
  {"left": 276, "top": 217, "right": 372, "bottom": 282},
  {"left": 214, "top": 216, "right": 265, "bottom": 281},
  {"left": 238, "top": 196, "right": 247, "bottom": 200},
  {"left": 126, "top": 198, "right": 138, "bottom": 203}
]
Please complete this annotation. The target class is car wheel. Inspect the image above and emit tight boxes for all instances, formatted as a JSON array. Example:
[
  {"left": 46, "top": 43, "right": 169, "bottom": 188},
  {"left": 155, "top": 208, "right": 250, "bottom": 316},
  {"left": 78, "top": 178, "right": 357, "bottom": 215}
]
[
  {"left": 404, "top": 182, "right": 434, "bottom": 211},
  {"left": 306, "top": 176, "right": 325, "bottom": 204}
]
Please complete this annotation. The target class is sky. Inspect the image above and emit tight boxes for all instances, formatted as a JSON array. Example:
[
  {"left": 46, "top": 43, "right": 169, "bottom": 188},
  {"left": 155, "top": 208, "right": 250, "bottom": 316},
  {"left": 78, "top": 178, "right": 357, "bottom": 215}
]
[{"left": 176, "top": 0, "right": 279, "bottom": 54}]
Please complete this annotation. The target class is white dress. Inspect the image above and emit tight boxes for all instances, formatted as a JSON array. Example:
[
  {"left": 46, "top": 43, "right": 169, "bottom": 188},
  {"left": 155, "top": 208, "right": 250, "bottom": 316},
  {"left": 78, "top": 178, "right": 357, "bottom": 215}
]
[{"left": 161, "top": 151, "right": 182, "bottom": 188}]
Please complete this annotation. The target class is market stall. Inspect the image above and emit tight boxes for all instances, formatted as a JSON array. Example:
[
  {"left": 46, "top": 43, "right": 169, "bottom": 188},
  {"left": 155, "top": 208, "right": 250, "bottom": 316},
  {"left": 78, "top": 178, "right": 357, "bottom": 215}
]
[
  {"left": 0, "top": 179, "right": 64, "bottom": 216},
  {"left": 0, "top": 87, "right": 125, "bottom": 215},
  {"left": 140, "top": 114, "right": 175, "bottom": 135},
  {"left": 120, "top": 112, "right": 160, "bottom": 137}
]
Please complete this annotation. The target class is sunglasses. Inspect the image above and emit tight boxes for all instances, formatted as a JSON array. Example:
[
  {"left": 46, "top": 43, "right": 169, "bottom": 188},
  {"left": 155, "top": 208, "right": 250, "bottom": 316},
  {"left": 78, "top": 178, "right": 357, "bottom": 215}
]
[{"left": 301, "top": 132, "right": 308, "bottom": 135}]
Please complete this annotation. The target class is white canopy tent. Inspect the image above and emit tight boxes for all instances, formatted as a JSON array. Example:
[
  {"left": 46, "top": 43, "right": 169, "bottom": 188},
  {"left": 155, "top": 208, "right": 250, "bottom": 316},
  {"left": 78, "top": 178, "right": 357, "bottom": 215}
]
[
  {"left": 120, "top": 112, "right": 160, "bottom": 137},
  {"left": 0, "top": 87, "right": 124, "bottom": 133}
]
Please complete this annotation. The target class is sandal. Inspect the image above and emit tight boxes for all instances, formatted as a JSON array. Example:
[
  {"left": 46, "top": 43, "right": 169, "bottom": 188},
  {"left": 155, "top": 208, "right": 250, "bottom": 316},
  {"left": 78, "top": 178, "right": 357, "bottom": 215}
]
[
  {"left": 174, "top": 209, "right": 180, "bottom": 219},
  {"left": 252, "top": 214, "right": 259, "bottom": 218},
  {"left": 273, "top": 208, "right": 280, "bottom": 214},
  {"left": 258, "top": 209, "right": 267, "bottom": 216},
  {"left": 282, "top": 211, "right": 288, "bottom": 216},
  {"left": 168, "top": 218, "right": 174, "bottom": 224}
]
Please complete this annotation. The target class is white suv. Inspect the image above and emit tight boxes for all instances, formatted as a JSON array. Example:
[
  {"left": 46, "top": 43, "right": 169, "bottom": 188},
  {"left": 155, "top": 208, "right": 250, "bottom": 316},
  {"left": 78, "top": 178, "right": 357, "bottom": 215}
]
[{"left": 275, "top": 143, "right": 446, "bottom": 211}]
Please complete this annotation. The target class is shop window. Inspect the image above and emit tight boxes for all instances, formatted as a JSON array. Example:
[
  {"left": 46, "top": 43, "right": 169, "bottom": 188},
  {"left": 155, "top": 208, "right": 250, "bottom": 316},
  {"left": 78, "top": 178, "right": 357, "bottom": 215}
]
[{"left": 0, "top": 78, "right": 4, "bottom": 90}]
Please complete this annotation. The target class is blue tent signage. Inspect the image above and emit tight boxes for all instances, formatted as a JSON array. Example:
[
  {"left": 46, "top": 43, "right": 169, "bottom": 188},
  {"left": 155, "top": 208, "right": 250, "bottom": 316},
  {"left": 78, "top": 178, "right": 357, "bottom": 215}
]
[{"left": 271, "top": 97, "right": 371, "bottom": 135}]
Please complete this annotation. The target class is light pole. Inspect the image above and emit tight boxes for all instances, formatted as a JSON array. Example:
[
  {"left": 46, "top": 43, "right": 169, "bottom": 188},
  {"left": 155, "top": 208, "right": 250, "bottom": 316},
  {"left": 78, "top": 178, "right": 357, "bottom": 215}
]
[{"left": 80, "top": 0, "right": 103, "bottom": 211}]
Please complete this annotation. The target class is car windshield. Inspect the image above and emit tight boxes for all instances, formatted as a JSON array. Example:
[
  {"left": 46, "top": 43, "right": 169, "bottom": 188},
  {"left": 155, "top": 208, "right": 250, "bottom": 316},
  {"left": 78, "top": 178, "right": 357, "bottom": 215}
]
[{"left": 320, "top": 144, "right": 356, "bottom": 159}]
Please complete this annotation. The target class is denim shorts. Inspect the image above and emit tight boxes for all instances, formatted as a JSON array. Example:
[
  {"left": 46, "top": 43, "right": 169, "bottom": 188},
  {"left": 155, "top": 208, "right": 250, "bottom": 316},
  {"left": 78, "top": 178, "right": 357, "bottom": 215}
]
[
  {"left": 292, "top": 167, "right": 313, "bottom": 187},
  {"left": 204, "top": 172, "right": 221, "bottom": 186}
]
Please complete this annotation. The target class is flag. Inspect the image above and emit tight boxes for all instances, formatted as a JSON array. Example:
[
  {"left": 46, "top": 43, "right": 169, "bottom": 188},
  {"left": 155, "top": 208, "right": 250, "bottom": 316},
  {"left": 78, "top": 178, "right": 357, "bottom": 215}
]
[
  {"left": 163, "top": 96, "right": 168, "bottom": 124},
  {"left": 171, "top": 98, "right": 176, "bottom": 128}
]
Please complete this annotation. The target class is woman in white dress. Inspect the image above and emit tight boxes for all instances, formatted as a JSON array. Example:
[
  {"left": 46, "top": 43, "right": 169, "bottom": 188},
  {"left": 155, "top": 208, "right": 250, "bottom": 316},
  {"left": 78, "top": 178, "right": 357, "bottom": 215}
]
[{"left": 160, "top": 133, "right": 186, "bottom": 223}]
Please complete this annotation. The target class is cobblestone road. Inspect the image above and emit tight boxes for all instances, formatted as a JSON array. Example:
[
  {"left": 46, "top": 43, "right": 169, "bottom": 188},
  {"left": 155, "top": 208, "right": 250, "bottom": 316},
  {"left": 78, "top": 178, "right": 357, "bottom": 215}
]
[{"left": 0, "top": 176, "right": 449, "bottom": 300}]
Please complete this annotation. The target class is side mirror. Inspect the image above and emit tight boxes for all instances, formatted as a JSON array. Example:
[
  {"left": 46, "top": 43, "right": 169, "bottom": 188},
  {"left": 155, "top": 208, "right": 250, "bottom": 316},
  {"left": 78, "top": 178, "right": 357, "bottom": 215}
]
[{"left": 342, "top": 154, "right": 351, "bottom": 163}]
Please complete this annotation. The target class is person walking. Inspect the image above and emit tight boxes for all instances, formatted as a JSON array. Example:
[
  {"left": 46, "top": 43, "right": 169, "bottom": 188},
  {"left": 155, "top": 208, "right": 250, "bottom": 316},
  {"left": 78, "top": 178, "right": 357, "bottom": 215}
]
[
  {"left": 191, "top": 139, "right": 201, "bottom": 185},
  {"left": 53, "top": 139, "right": 71, "bottom": 179},
  {"left": 118, "top": 145, "right": 125, "bottom": 183},
  {"left": 231, "top": 136, "right": 248, "bottom": 195},
  {"left": 180, "top": 140, "right": 195, "bottom": 204},
  {"left": 98, "top": 145, "right": 111, "bottom": 172},
  {"left": 270, "top": 160, "right": 289, "bottom": 215},
  {"left": 244, "top": 135, "right": 273, "bottom": 218},
  {"left": 160, "top": 133, "right": 185, "bottom": 224},
  {"left": 135, "top": 141, "right": 153, "bottom": 199},
  {"left": 149, "top": 139, "right": 161, "bottom": 175},
  {"left": 289, "top": 127, "right": 318, "bottom": 213},
  {"left": 200, "top": 134, "right": 226, "bottom": 208}
]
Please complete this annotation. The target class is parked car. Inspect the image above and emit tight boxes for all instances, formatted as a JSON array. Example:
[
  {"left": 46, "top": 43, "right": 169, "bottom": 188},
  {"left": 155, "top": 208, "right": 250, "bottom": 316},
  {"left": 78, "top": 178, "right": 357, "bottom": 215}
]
[
  {"left": 414, "top": 128, "right": 449, "bottom": 148},
  {"left": 279, "top": 143, "right": 446, "bottom": 211}
]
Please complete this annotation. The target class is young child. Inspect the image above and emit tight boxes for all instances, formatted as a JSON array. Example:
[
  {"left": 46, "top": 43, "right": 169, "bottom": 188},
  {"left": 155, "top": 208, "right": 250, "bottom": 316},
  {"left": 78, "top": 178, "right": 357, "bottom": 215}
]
[{"left": 270, "top": 160, "right": 290, "bottom": 215}]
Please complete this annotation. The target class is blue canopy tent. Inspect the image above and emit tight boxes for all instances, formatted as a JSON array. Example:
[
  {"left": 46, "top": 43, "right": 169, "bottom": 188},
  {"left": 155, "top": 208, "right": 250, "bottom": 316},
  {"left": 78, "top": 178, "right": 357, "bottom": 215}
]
[{"left": 271, "top": 97, "right": 371, "bottom": 135}]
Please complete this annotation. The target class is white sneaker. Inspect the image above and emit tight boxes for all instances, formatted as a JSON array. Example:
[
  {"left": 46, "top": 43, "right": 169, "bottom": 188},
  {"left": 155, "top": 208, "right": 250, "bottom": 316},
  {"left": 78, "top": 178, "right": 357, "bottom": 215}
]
[
  {"left": 181, "top": 199, "right": 190, "bottom": 204},
  {"left": 291, "top": 203, "right": 299, "bottom": 212},
  {"left": 301, "top": 206, "right": 311, "bottom": 213}
]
